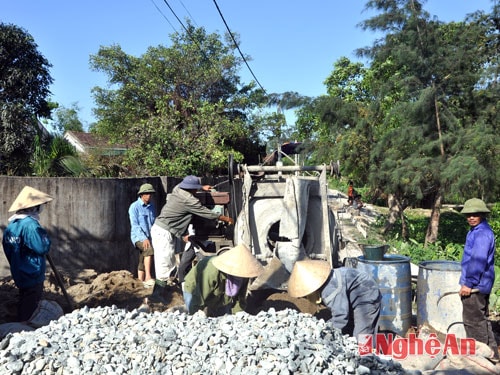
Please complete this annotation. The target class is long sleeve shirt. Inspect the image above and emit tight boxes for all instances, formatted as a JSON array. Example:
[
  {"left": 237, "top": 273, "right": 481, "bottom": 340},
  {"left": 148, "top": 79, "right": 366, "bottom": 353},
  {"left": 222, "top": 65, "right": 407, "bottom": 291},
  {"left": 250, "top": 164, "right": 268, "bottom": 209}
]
[
  {"left": 154, "top": 185, "right": 220, "bottom": 238},
  {"left": 184, "top": 256, "right": 247, "bottom": 316},
  {"left": 2, "top": 216, "right": 51, "bottom": 289},
  {"left": 321, "top": 267, "right": 381, "bottom": 335},
  {"left": 459, "top": 220, "right": 496, "bottom": 294},
  {"left": 128, "top": 197, "right": 156, "bottom": 245}
]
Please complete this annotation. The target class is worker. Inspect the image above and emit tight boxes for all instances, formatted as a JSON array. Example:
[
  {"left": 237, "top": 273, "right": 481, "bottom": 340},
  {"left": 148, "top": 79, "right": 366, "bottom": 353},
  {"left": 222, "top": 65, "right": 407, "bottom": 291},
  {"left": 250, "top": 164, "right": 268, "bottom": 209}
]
[
  {"left": 459, "top": 198, "right": 498, "bottom": 362},
  {"left": 128, "top": 183, "right": 156, "bottom": 288},
  {"left": 2, "top": 186, "right": 53, "bottom": 322},
  {"left": 347, "top": 180, "right": 354, "bottom": 206},
  {"left": 288, "top": 259, "right": 381, "bottom": 338},
  {"left": 183, "top": 243, "right": 263, "bottom": 316},
  {"left": 150, "top": 175, "right": 233, "bottom": 299}
]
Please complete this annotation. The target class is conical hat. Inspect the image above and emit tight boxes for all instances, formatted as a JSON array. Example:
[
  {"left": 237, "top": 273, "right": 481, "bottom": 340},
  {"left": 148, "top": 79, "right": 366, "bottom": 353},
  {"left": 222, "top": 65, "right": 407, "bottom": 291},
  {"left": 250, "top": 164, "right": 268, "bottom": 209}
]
[
  {"left": 211, "top": 243, "right": 264, "bottom": 278},
  {"left": 288, "top": 260, "right": 331, "bottom": 298},
  {"left": 8, "top": 186, "right": 53, "bottom": 212}
]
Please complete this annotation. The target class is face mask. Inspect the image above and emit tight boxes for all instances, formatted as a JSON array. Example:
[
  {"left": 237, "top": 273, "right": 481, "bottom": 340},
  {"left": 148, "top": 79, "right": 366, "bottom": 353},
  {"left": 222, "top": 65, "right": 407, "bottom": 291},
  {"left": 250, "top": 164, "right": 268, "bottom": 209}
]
[{"left": 225, "top": 274, "right": 244, "bottom": 297}]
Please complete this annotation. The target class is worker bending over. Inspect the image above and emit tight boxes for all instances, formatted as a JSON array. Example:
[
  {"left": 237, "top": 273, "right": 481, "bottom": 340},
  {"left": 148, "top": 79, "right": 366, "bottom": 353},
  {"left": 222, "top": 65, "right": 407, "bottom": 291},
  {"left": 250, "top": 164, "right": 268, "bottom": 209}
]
[
  {"left": 183, "top": 243, "right": 263, "bottom": 317},
  {"left": 288, "top": 260, "right": 381, "bottom": 337}
]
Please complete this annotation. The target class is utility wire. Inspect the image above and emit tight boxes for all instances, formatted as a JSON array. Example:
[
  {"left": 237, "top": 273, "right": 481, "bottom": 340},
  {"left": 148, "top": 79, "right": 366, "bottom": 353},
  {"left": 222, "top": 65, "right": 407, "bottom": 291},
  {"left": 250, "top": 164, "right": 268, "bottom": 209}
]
[
  {"left": 176, "top": 0, "right": 198, "bottom": 27},
  {"left": 211, "top": 0, "right": 267, "bottom": 93},
  {"left": 159, "top": 0, "right": 214, "bottom": 63},
  {"left": 149, "top": 0, "right": 177, "bottom": 32},
  {"left": 160, "top": 0, "right": 192, "bottom": 37}
]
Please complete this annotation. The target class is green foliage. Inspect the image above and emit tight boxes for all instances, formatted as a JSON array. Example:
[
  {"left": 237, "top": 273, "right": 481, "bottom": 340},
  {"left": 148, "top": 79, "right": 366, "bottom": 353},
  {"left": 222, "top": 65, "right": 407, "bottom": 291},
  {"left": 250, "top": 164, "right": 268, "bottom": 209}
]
[
  {"left": 52, "top": 103, "right": 84, "bottom": 134},
  {"left": 89, "top": 21, "right": 266, "bottom": 176},
  {"left": 0, "top": 23, "right": 54, "bottom": 175},
  {"left": 60, "top": 155, "right": 91, "bottom": 177},
  {"left": 381, "top": 204, "right": 500, "bottom": 268},
  {"left": 31, "top": 134, "right": 79, "bottom": 176},
  {"left": 490, "top": 266, "right": 500, "bottom": 312},
  {"left": 303, "top": 1, "right": 500, "bottom": 245}
]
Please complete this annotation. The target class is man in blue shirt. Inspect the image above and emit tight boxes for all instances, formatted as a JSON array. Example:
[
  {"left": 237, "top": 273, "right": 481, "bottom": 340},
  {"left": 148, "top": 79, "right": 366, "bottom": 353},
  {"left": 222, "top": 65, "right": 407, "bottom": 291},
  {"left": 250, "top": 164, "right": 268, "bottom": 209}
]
[
  {"left": 459, "top": 198, "right": 498, "bottom": 362},
  {"left": 128, "top": 183, "right": 156, "bottom": 288},
  {"left": 3, "top": 186, "right": 53, "bottom": 321}
]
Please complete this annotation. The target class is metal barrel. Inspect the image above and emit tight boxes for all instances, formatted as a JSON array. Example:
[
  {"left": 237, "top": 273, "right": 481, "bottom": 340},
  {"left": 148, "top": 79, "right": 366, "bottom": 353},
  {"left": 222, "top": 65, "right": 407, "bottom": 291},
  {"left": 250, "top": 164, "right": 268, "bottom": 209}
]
[
  {"left": 356, "top": 254, "right": 412, "bottom": 337},
  {"left": 417, "top": 260, "right": 466, "bottom": 337}
]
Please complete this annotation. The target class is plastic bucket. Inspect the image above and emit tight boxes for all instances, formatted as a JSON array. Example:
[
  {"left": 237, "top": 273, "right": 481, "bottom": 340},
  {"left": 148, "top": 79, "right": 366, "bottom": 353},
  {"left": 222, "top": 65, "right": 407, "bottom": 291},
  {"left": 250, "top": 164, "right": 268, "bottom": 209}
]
[
  {"left": 356, "top": 254, "right": 412, "bottom": 336},
  {"left": 361, "top": 244, "right": 387, "bottom": 261},
  {"left": 417, "top": 260, "right": 466, "bottom": 337}
]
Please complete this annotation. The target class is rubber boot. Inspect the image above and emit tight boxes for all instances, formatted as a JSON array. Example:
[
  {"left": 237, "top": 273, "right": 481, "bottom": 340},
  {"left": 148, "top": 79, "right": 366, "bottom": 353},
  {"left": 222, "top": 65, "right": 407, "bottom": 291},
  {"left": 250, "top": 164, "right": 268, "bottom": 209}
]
[{"left": 149, "top": 279, "right": 169, "bottom": 305}]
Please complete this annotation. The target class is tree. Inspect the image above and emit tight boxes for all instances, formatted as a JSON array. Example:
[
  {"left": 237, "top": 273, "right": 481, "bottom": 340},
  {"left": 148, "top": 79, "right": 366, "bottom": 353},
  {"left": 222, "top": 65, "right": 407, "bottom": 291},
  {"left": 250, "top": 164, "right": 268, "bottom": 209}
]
[
  {"left": 90, "top": 22, "right": 267, "bottom": 176},
  {"left": 0, "top": 23, "right": 53, "bottom": 175},
  {"left": 295, "top": 57, "right": 373, "bottom": 178},
  {"left": 52, "top": 103, "right": 84, "bottom": 134},
  {"left": 358, "top": 0, "right": 497, "bottom": 244},
  {"left": 31, "top": 134, "right": 78, "bottom": 177}
]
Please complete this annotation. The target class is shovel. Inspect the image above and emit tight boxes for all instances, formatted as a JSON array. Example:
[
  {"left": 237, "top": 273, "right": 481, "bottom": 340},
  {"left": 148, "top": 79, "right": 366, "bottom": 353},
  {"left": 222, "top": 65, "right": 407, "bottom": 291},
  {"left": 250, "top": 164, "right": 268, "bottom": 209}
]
[{"left": 46, "top": 253, "right": 73, "bottom": 312}]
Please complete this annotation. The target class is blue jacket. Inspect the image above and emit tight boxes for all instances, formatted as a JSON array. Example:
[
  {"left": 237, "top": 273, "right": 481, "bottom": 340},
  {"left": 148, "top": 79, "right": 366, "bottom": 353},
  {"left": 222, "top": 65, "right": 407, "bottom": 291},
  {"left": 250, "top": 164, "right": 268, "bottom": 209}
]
[
  {"left": 128, "top": 197, "right": 156, "bottom": 245},
  {"left": 2, "top": 216, "right": 51, "bottom": 289},
  {"left": 459, "top": 220, "right": 496, "bottom": 294}
]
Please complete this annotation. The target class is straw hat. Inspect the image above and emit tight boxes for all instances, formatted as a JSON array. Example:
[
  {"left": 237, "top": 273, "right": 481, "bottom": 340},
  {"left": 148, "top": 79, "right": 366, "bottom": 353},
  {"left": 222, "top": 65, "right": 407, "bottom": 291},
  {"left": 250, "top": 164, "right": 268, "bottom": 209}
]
[
  {"left": 288, "top": 260, "right": 331, "bottom": 298},
  {"left": 8, "top": 186, "right": 53, "bottom": 212},
  {"left": 211, "top": 243, "right": 263, "bottom": 278}
]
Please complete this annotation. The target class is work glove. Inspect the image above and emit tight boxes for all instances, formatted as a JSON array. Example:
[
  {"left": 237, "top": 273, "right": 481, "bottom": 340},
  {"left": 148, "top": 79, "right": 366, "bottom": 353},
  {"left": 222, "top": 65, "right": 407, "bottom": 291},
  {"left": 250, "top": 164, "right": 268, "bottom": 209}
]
[{"left": 219, "top": 215, "right": 234, "bottom": 225}]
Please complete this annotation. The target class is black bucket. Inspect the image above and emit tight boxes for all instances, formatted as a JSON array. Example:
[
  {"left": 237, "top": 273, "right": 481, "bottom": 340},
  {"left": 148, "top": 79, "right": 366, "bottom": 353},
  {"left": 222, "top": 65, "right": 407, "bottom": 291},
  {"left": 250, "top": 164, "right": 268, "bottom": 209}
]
[{"left": 361, "top": 244, "right": 387, "bottom": 261}]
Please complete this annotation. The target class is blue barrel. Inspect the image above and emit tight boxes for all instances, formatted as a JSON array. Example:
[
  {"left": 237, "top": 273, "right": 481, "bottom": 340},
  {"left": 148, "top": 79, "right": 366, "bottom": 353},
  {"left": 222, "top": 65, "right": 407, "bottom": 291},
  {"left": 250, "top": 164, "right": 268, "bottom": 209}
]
[
  {"left": 417, "top": 260, "right": 466, "bottom": 337},
  {"left": 356, "top": 254, "right": 412, "bottom": 336}
]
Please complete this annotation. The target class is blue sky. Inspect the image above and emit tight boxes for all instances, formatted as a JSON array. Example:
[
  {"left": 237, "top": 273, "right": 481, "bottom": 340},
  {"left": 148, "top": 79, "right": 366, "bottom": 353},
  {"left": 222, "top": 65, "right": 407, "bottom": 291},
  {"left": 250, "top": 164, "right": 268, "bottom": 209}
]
[{"left": 1, "top": 0, "right": 494, "bottom": 128}]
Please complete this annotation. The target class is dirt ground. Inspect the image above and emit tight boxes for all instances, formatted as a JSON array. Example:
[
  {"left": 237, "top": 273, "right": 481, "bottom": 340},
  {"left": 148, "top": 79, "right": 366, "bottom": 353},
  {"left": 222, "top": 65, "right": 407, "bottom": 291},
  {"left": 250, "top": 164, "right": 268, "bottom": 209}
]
[{"left": 0, "top": 267, "right": 331, "bottom": 325}]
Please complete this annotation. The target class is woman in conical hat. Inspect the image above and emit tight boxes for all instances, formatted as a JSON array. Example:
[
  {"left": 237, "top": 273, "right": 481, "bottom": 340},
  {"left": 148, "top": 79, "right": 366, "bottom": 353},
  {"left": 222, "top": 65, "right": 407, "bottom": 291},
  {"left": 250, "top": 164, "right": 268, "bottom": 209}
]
[
  {"left": 288, "top": 259, "right": 381, "bottom": 338},
  {"left": 3, "top": 186, "right": 53, "bottom": 321},
  {"left": 183, "top": 243, "right": 263, "bottom": 316}
]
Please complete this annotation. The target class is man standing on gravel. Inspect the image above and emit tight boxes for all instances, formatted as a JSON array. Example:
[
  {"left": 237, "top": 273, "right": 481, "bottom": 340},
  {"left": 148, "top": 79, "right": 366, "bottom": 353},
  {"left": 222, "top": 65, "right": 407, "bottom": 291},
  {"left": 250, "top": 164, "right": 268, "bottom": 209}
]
[
  {"left": 150, "top": 175, "right": 233, "bottom": 298},
  {"left": 128, "top": 183, "right": 156, "bottom": 288},
  {"left": 3, "top": 186, "right": 53, "bottom": 322},
  {"left": 288, "top": 259, "right": 381, "bottom": 338},
  {"left": 459, "top": 198, "right": 498, "bottom": 362}
]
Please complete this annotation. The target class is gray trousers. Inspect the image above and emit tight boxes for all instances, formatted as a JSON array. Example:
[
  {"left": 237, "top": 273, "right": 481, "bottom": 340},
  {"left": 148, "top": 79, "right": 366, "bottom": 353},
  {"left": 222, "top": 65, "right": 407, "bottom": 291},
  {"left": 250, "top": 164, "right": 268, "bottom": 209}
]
[
  {"left": 462, "top": 293, "right": 499, "bottom": 358},
  {"left": 351, "top": 302, "right": 381, "bottom": 338}
]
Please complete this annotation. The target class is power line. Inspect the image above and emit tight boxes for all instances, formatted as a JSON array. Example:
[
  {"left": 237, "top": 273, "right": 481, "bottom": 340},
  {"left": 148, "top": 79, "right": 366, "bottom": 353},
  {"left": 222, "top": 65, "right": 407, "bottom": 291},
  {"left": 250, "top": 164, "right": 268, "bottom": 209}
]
[
  {"left": 211, "top": 0, "right": 267, "bottom": 94},
  {"left": 149, "top": 0, "right": 177, "bottom": 32},
  {"left": 159, "top": 0, "right": 215, "bottom": 63},
  {"left": 160, "top": 0, "right": 191, "bottom": 37},
  {"left": 176, "top": 0, "right": 198, "bottom": 27},
  {"left": 151, "top": 0, "right": 268, "bottom": 96}
]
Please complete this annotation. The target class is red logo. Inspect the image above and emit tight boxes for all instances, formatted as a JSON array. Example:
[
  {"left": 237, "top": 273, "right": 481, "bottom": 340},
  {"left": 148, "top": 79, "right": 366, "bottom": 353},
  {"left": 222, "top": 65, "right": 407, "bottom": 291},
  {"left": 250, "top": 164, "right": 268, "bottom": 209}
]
[{"left": 358, "top": 333, "right": 476, "bottom": 360}]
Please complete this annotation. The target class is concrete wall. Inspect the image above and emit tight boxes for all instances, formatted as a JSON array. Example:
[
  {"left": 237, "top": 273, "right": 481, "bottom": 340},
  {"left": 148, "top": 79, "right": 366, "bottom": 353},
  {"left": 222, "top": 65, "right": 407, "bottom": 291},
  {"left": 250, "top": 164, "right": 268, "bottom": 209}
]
[
  {"left": 0, "top": 175, "right": 241, "bottom": 279},
  {"left": 0, "top": 177, "right": 169, "bottom": 278}
]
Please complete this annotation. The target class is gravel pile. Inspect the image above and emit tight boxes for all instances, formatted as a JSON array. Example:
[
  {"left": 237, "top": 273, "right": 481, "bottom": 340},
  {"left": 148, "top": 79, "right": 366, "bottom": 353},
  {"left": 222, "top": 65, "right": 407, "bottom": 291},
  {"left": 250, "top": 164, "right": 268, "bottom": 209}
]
[{"left": 0, "top": 305, "right": 409, "bottom": 374}]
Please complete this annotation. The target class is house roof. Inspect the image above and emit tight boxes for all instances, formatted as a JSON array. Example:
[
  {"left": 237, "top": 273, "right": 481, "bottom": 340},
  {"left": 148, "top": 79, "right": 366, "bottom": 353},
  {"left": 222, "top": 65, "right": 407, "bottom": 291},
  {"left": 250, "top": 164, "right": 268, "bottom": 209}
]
[{"left": 64, "top": 131, "right": 128, "bottom": 155}]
